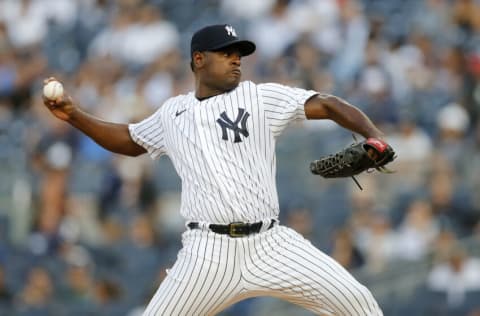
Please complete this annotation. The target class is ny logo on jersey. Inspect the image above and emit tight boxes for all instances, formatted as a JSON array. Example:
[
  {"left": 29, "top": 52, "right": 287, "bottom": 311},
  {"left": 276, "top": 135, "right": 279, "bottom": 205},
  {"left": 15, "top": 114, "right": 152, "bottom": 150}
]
[
  {"left": 225, "top": 25, "right": 237, "bottom": 37},
  {"left": 216, "top": 108, "right": 250, "bottom": 143}
]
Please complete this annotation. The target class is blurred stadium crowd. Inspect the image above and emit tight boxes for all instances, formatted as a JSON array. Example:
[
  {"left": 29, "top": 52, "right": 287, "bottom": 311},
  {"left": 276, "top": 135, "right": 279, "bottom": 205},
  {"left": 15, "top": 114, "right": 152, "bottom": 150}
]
[{"left": 1, "top": 0, "right": 480, "bottom": 315}]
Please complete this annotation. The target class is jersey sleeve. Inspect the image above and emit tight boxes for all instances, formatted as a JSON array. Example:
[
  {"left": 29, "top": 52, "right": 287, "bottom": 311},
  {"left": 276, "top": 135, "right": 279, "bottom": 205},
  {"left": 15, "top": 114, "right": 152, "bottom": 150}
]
[
  {"left": 128, "top": 108, "right": 166, "bottom": 160},
  {"left": 258, "top": 82, "right": 318, "bottom": 137}
]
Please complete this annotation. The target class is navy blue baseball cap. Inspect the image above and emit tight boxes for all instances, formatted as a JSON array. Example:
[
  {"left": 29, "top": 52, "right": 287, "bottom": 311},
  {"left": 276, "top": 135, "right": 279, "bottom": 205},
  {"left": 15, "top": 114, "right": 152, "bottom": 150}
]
[{"left": 190, "top": 24, "right": 256, "bottom": 57}]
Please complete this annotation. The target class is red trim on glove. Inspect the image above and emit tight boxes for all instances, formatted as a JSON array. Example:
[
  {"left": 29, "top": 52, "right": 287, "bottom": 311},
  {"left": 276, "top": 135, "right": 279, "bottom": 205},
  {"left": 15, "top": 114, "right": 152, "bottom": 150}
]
[{"left": 365, "top": 138, "right": 388, "bottom": 153}]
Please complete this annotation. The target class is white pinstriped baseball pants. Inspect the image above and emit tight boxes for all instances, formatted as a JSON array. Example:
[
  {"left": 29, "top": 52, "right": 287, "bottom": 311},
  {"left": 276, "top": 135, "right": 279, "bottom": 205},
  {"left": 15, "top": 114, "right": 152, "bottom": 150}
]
[{"left": 143, "top": 225, "right": 383, "bottom": 316}]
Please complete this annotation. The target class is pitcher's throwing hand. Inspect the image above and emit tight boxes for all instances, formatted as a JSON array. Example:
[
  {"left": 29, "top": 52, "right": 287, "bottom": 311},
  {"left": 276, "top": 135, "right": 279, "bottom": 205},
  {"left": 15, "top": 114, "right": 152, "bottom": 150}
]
[{"left": 43, "top": 24, "right": 385, "bottom": 316}]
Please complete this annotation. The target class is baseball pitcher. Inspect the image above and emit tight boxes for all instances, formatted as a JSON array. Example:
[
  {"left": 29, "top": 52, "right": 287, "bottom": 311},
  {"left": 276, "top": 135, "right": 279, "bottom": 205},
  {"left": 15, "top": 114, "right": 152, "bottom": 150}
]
[{"left": 43, "top": 24, "right": 395, "bottom": 316}]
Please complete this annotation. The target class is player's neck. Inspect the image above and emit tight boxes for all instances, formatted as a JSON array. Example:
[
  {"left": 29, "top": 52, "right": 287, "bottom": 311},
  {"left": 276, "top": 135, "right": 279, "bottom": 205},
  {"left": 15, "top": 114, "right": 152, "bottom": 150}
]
[
  {"left": 194, "top": 85, "right": 225, "bottom": 101},
  {"left": 195, "top": 91, "right": 219, "bottom": 101},
  {"left": 195, "top": 78, "right": 238, "bottom": 100}
]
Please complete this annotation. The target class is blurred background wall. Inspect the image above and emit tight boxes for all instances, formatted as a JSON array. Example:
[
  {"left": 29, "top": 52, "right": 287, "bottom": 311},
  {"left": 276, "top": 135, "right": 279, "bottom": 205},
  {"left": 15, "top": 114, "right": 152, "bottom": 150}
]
[{"left": 0, "top": 0, "right": 480, "bottom": 315}]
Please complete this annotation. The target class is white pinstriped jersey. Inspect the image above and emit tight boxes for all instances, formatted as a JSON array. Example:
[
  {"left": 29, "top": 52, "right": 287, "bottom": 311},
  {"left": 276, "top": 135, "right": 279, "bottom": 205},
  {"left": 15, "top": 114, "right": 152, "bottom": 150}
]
[
  {"left": 130, "top": 80, "right": 384, "bottom": 316},
  {"left": 129, "top": 81, "right": 317, "bottom": 224}
]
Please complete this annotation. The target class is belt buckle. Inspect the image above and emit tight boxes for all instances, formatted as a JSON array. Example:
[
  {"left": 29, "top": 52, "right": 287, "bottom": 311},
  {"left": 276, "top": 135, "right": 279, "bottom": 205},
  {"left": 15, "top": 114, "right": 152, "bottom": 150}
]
[{"left": 229, "top": 222, "right": 246, "bottom": 237}]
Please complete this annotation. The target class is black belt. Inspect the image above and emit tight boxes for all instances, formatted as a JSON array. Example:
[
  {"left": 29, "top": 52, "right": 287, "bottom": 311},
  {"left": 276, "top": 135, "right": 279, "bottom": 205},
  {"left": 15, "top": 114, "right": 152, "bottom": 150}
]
[{"left": 187, "top": 220, "right": 276, "bottom": 237}]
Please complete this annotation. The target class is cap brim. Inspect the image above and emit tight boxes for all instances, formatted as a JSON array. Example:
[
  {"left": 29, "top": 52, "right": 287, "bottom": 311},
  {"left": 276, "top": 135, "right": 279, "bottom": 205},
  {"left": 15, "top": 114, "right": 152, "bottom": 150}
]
[{"left": 210, "top": 40, "right": 256, "bottom": 57}]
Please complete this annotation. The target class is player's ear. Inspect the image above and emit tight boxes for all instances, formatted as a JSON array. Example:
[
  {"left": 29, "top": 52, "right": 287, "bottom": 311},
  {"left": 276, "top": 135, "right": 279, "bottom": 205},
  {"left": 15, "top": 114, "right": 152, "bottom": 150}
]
[{"left": 192, "top": 51, "right": 206, "bottom": 71}]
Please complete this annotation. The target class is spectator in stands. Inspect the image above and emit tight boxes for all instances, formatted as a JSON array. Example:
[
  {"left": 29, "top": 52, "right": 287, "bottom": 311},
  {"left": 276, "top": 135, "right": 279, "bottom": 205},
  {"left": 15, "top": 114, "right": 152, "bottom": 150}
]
[
  {"left": 247, "top": 0, "right": 299, "bottom": 60},
  {"left": 354, "top": 37, "right": 399, "bottom": 126},
  {"left": 115, "top": 214, "right": 162, "bottom": 301},
  {"left": 284, "top": 207, "right": 314, "bottom": 239},
  {"left": 452, "top": 0, "right": 480, "bottom": 42},
  {"left": 387, "top": 116, "right": 433, "bottom": 189},
  {"left": 0, "top": 265, "right": 12, "bottom": 304},
  {"left": 92, "top": 278, "right": 124, "bottom": 315},
  {"left": 122, "top": 4, "right": 179, "bottom": 67},
  {"left": 330, "top": 227, "right": 365, "bottom": 270},
  {"left": 427, "top": 245, "right": 480, "bottom": 307},
  {"left": 461, "top": 121, "right": 480, "bottom": 214},
  {"left": 87, "top": 10, "right": 133, "bottom": 63},
  {"left": 412, "top": 0, "right": 453, "bottom": 43},
  {"left": 349, "top": 191, "right": 396, "bottom": 274},
  {"left": 14, "top": 266, "right": 55, "bottom": 315},
  {"left": 330, "top": 0, "right": 369, "bottom": 85},
  {"left": 0, "top": 0, "right": 48, "bottom": 49},
  {"left": 436, "top": 101, "right": 470, "bottom": 169},
  {"left": 138, "top": 50, "right": 183, "bottom": 110},
  {"left": 30, "top": 120, "right": 77, "bottom": 255},
  {"left": 57, "top": 262, "right": 96, "bottom": 314},
  {"left": 428, "top": 157, "right": 476, "bottom": 236},
  {"left": 394, "top": 198, "right": 439, "bottom": 261}
]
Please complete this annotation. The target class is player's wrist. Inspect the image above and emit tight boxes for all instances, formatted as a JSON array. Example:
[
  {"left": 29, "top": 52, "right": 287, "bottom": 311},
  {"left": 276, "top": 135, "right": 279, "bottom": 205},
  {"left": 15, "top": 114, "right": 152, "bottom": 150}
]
[
  {"left": 364, "top": 129, "right": 385, "bottom": 141},
  {"left": 65, "top": 105, "right": 81, "bottom": 123}
]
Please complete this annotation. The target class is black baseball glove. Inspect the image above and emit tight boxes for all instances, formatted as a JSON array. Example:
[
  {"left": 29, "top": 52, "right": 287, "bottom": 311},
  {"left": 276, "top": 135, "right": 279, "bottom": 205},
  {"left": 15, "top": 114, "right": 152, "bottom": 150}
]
[{"left": 310, "top": 137, "right": 396, "bottom": 189}]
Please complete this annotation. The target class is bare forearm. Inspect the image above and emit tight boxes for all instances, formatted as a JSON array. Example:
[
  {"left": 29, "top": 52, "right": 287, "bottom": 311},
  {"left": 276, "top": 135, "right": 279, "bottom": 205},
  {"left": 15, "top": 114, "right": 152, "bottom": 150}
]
[
  {"left": 325, "top": 96, "right": 383, "bottom": 138},
  {"left": 305, "top": 94, "right": 384, "bottom": 139},
  {"left": 68, "top": 108, "right": 146, "bottom": 156},
  {"left": 42, "top": 78, "right": 146, "bottom": 156}
]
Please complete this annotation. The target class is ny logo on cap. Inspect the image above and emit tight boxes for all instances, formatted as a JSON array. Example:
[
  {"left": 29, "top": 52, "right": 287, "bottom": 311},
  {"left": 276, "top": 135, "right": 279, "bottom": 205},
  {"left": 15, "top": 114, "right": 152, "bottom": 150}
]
[{"left": 225, "top": 25, "right": 237, "bottom": 37}]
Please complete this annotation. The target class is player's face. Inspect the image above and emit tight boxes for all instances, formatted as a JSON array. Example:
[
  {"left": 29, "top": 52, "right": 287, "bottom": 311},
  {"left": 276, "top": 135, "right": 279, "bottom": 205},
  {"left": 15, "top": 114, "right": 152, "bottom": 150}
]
[{"left": 202, "top": 46, "right": 243, "bottom": 92}]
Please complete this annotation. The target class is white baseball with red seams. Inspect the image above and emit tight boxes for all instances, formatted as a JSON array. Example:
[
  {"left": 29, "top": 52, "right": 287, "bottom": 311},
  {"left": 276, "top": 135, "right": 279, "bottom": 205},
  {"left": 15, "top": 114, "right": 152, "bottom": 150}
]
[{"left": 43, "top": 81, "right": 64, "bottom": 100}]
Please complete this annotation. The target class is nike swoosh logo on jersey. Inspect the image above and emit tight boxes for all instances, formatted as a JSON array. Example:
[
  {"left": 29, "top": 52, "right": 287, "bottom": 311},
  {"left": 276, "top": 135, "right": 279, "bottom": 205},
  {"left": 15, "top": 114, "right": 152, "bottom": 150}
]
[{"left": 175, "top": 109, "right": 186, "bottom": 117}]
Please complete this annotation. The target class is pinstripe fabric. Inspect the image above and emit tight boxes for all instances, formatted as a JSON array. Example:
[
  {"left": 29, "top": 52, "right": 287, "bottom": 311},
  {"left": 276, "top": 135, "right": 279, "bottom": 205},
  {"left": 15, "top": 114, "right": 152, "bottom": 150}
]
[
  {"left": 128, "top": 81, "right": 317, "bottom": 224},
  {"left": 242, "top": 226, "right": 382, "bottom": 316},
  {"left": 142, "top": 226, "right": 382, "bottom": 316},
  {"left": 129, "top": 81, "right": 383, "bottom": 315}
]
